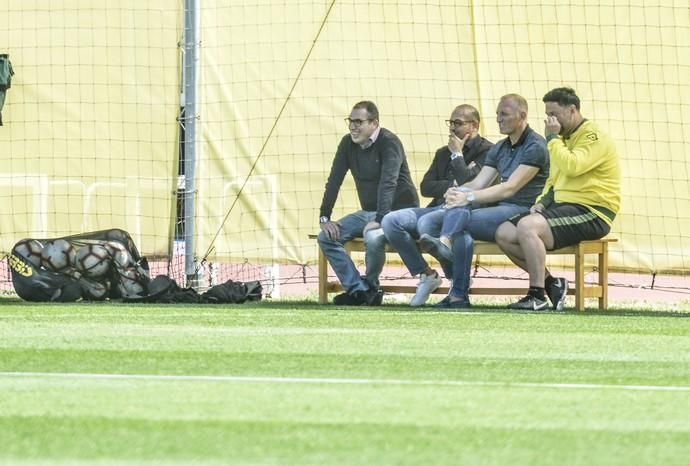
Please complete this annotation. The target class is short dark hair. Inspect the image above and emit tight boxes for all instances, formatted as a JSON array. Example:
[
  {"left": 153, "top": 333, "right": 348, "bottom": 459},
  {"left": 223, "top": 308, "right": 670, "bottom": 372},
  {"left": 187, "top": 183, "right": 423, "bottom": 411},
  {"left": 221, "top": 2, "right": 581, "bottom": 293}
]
[
  {"left": 543, "top": 87, "right": 581, "bottom": 110},
  {"left": 352, "top": 101, "right": 379, "bottom": 121}
]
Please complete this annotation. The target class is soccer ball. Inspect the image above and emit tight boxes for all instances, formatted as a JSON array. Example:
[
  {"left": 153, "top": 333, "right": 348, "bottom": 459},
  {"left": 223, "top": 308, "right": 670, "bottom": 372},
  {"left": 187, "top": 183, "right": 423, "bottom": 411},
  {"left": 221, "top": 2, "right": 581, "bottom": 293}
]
[
  {"left": 40, "top": 239, "right": 76, "bottom": 272},
  {"left": 13, "top": 238, "right": 44, "bottom": 268},
  {"left": 79, "top": 276, "right": 110, "bottom": 300},
  {"left": 75, "top": 244, "right": 112, "bottom": 278},
  {"left": 104, "top": 241, "right": 134, "bottom": 270},
  {"left": 115, "top": 266, "right": 147, "bottom": 298}
]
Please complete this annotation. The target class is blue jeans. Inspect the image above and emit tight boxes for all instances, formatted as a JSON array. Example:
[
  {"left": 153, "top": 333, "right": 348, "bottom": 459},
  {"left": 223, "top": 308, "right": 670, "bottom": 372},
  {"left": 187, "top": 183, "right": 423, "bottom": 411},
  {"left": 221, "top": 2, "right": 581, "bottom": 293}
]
[
  {"left": 450, "top": 203, "right": 529, "bottom": 300},
  {"left": 440, "top": 206, "right": 471, "bottom": 239},
  {"left": 381, "top": 206, "right": 444, "bottom": 277},
  {"left": 416, "top": 207, "right": 446, "bottom": 237},
  {"left": 317, "top": 210, "right": 387, "bottom": 293}
]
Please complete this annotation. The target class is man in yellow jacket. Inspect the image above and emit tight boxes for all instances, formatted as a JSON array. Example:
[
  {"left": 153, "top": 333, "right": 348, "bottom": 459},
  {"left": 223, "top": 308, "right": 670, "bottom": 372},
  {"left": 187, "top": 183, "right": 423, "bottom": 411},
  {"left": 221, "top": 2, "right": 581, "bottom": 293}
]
[{"left": 495, "top": 87, "right": 621, "bottom": 310}]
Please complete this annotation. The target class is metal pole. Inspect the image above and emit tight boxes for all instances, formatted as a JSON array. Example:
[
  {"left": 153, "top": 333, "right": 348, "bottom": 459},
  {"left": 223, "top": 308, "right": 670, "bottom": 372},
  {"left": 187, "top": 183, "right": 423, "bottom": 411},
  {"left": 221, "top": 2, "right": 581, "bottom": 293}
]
[{"left": 182, "top": 0, "right": 200, "bottom": 287}]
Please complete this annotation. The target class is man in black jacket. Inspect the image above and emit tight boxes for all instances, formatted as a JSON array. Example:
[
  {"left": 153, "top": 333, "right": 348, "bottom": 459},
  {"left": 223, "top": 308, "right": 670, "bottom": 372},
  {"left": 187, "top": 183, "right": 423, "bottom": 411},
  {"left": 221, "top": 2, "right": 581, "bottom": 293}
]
[
  {"left": 381, "top": 104, "right": 493, "bottom": 306},
  {"left": 318, "top": 101, "right": 419, "bottom": 305}
]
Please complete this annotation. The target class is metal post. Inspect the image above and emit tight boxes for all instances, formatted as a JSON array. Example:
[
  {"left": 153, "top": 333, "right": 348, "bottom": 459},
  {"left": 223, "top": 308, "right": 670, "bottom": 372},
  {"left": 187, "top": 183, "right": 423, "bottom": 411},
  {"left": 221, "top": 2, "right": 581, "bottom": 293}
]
[{"left": 182, "top": 0, "right": 200, "bottom": 287}]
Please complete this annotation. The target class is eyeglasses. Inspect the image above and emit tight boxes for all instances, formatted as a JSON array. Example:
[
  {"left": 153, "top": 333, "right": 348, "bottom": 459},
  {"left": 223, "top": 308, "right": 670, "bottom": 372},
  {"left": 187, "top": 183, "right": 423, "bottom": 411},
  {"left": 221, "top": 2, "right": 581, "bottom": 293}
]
[
  {"left": 345, "top": 118, "right": 373, "bottom": 128},
  {"left": 445, "top": 119, "right": 475, "bottom": 128}
]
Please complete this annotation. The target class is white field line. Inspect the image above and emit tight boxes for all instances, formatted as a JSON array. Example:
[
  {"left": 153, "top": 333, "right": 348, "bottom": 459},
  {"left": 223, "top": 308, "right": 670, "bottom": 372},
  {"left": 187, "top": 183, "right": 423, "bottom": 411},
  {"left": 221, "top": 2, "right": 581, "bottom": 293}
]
[{"left": 1, "top": 371, "right": 689, "bottom": 392}]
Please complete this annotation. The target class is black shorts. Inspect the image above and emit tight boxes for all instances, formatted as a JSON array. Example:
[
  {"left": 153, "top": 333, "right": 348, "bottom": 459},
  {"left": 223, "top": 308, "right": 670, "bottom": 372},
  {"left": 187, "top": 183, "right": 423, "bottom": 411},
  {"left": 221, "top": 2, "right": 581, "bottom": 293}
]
[{"left": 509, "top": 202, "right": 610, "bottom": 250}]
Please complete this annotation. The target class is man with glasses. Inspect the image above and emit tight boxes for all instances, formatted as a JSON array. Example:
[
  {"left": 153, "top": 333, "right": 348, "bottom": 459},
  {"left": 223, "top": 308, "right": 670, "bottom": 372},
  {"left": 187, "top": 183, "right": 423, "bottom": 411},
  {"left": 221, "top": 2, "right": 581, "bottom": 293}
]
[
  {"left": 381, "top": 104, "right": 493, "bottom": 306},
  {"left": 427, "top": 94, "right": 549, "bottom": 309},
  {"left": 318, "top": 101, "right": 419, "bottom": 305},
  {"left": 495, "top": 87, "right": 620, "bottom": 310}
]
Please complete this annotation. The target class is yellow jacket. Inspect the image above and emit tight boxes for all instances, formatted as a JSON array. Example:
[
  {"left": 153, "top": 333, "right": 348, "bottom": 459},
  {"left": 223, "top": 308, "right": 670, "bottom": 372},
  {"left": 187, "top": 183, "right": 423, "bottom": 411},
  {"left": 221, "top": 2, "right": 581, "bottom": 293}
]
[{"left": 538, "top": 120, "right": 621, "bottom": 225}]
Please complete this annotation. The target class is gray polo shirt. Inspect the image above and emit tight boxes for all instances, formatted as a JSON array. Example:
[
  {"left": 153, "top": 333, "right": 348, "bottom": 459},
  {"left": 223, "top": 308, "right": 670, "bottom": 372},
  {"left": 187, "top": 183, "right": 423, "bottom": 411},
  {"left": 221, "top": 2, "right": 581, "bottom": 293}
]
[{"left": 483, "top": 125, "right": 549, "bottom": 206}]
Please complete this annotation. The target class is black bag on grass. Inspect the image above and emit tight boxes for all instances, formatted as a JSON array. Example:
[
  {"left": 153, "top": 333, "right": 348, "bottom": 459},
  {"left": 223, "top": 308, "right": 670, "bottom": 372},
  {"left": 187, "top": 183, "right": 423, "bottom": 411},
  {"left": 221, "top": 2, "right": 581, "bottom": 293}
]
[
  {"left": 202, "top": 279, "right": 262, "bottom": 304},
  {"left": 133, "top": 275, "right": 202, "bottom": 303},
  {"left": 125, "top": 275, "right": 263, "bottom": 304}
]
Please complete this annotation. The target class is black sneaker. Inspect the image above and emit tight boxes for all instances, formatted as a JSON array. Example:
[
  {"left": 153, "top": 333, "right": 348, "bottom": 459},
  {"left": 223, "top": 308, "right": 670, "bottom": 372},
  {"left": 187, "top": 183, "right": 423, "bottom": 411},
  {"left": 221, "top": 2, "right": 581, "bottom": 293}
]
[
  {"left": 507, "top": 295, "right": 549, "bottom": 311},
  {"left": 546, "top": 277, "right": 569, "bottom": 310},
  {"left": 333, "top": 292, "right": 360, "bottom": 305},
  {"left": 334, "top": 287, "right": 383, "bottom": 306},
  {"left": 352, "top": 288, "right": 384, "bottom": 306},
  {"left": 366, "top": 288, "right": 384, "bottom": 306}
]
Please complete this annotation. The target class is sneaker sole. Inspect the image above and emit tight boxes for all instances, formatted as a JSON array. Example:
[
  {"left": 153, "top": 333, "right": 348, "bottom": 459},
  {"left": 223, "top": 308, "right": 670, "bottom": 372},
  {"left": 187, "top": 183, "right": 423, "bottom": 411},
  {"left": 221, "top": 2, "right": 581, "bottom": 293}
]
[
  {"left": 419, "top": 237, "right": 453, "bottom": 264},
  {"left": 507, "top": 300, "right": 549, "bottom": 311}
]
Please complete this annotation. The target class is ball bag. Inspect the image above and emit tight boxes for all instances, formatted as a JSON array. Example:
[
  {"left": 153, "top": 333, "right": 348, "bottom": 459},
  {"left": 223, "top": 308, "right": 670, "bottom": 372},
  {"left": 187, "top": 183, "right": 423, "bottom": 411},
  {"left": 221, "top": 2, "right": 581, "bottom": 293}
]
[{"left": 9, "top": 228, "right": 149, "bottom": 302}]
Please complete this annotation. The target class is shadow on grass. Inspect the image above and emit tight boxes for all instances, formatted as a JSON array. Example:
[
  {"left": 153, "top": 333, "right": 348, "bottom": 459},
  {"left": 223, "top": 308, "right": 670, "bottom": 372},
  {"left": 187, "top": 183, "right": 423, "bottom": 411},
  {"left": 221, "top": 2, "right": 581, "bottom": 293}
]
[
  {"left": 235, "top": 298, "right": 690, "bottom": 318},
  {"left": 2, "top": 295, "right": 688, "bottom": 318}
]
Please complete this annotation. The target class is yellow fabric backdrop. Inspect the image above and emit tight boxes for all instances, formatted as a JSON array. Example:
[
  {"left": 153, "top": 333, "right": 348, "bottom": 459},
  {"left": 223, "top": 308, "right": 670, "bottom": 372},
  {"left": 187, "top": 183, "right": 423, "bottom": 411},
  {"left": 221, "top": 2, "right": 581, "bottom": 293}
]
[
  {"left": 0, "top": 1, "right": 180, "bottom": 255},
  {"left": 195, "top": 0, "right": 690, "bottom": 274},
  {"left": 2, "top": 1, "right": 688, "bottom": 274}
]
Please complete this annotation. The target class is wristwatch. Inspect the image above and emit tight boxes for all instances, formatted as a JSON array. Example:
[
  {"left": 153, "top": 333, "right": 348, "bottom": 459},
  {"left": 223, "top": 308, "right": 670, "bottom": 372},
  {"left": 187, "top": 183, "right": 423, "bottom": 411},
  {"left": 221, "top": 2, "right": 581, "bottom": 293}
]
[
  {"left": 466, "top": 191, "right": 476, "bottom": 203},
  {"left": 319, "top": 216, "right": 329, "bottom": 224}
]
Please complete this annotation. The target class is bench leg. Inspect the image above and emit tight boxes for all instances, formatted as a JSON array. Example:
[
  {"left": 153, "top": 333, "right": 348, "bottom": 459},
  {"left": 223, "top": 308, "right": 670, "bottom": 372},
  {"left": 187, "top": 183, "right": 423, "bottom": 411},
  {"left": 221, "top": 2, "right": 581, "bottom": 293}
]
[
  {"left": 599, "top": 242, "right": 609, "bottom": 310},
  {"left": 318, "top": 246, "right": 328, "bottom": 304},
  {"left": 575, "top": 244, "right": 585, "bottom": 311}
]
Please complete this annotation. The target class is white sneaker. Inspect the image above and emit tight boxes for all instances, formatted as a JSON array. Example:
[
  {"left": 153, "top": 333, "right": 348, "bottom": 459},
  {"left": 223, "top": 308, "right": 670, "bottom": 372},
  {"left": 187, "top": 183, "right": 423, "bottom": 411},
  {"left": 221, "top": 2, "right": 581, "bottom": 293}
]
[{"left": 410, "top": 271, "right": 443, "bottom": 306}]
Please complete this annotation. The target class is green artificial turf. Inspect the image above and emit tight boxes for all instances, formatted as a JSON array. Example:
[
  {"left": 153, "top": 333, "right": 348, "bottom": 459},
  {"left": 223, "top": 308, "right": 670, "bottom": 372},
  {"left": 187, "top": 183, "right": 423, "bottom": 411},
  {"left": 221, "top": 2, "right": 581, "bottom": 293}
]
[{"left": 0, "top": 300, "right": 688, "bottom": 465}]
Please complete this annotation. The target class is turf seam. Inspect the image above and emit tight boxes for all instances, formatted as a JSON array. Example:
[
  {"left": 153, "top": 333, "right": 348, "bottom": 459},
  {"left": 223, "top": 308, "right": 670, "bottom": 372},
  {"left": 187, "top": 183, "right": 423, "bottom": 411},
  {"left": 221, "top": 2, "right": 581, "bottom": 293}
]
[{"left": 1, "top": 371, "right": 689, "bottom": 392}]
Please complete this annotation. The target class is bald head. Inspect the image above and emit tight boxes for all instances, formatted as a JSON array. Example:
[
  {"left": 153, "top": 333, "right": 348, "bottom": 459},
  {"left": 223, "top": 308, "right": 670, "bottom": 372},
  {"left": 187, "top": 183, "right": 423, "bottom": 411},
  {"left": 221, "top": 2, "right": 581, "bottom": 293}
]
[
  {"left": 453, "top": 104, "right": 481, "bottom": 124},
  {"left": 448, "top": 104, "right": 481, "bottom": 140}
]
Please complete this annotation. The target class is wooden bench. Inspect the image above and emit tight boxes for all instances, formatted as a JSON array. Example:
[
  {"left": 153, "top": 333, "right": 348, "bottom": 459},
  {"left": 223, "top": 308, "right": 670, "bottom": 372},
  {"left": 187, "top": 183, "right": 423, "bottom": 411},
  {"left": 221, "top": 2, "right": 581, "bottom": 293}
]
[{"left": 309, "top": 234, "right": 616, "bottom": 310}]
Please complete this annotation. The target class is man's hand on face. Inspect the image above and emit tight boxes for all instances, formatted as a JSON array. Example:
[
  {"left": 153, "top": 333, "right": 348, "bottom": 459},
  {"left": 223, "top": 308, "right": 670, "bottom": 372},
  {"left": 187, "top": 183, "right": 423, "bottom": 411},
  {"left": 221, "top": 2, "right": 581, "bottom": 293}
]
[
  {"left": 544, "top": 115, "right": 561, "bottom": 137},
  {"left": 320, "top": 221, "right": 341, "bottom": 240},
  {"left": 448, "top": 133, "right": 470, "bottom": 154}
]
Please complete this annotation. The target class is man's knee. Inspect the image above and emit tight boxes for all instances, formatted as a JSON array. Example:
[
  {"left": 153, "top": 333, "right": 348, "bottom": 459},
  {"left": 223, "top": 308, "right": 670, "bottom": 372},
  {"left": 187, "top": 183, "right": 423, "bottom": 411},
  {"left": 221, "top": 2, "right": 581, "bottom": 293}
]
[
  {"left": 417, "top": 209, "right": 443, "bottom": 237},
  {"left": 380, "top": 213, "right": 396, "bottom": 234},
  {"left": 364, "top": 228, "right": 386, "bottom": 251},
  {"left": 382, "top": 209, "right": 415, "bottom": 236},
  {"left": 317, "top": 230, "right": 340, "bottom": 248},
  {"left": 516, "top": 213, "right": 546, "bottom": 237},
  {"left": 495, "top": 221, "right": 516, "bottom": 245},
  {"left": 382, "top": 210, "right": 405, "bottom": 230}
]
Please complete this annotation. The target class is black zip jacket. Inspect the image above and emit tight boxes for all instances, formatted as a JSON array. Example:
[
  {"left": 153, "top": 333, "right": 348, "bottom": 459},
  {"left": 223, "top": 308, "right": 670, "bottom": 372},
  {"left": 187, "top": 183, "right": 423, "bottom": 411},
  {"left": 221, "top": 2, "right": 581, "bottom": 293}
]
[{"left": 420, "top": 135, "right": 493, "bottom": 207}]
